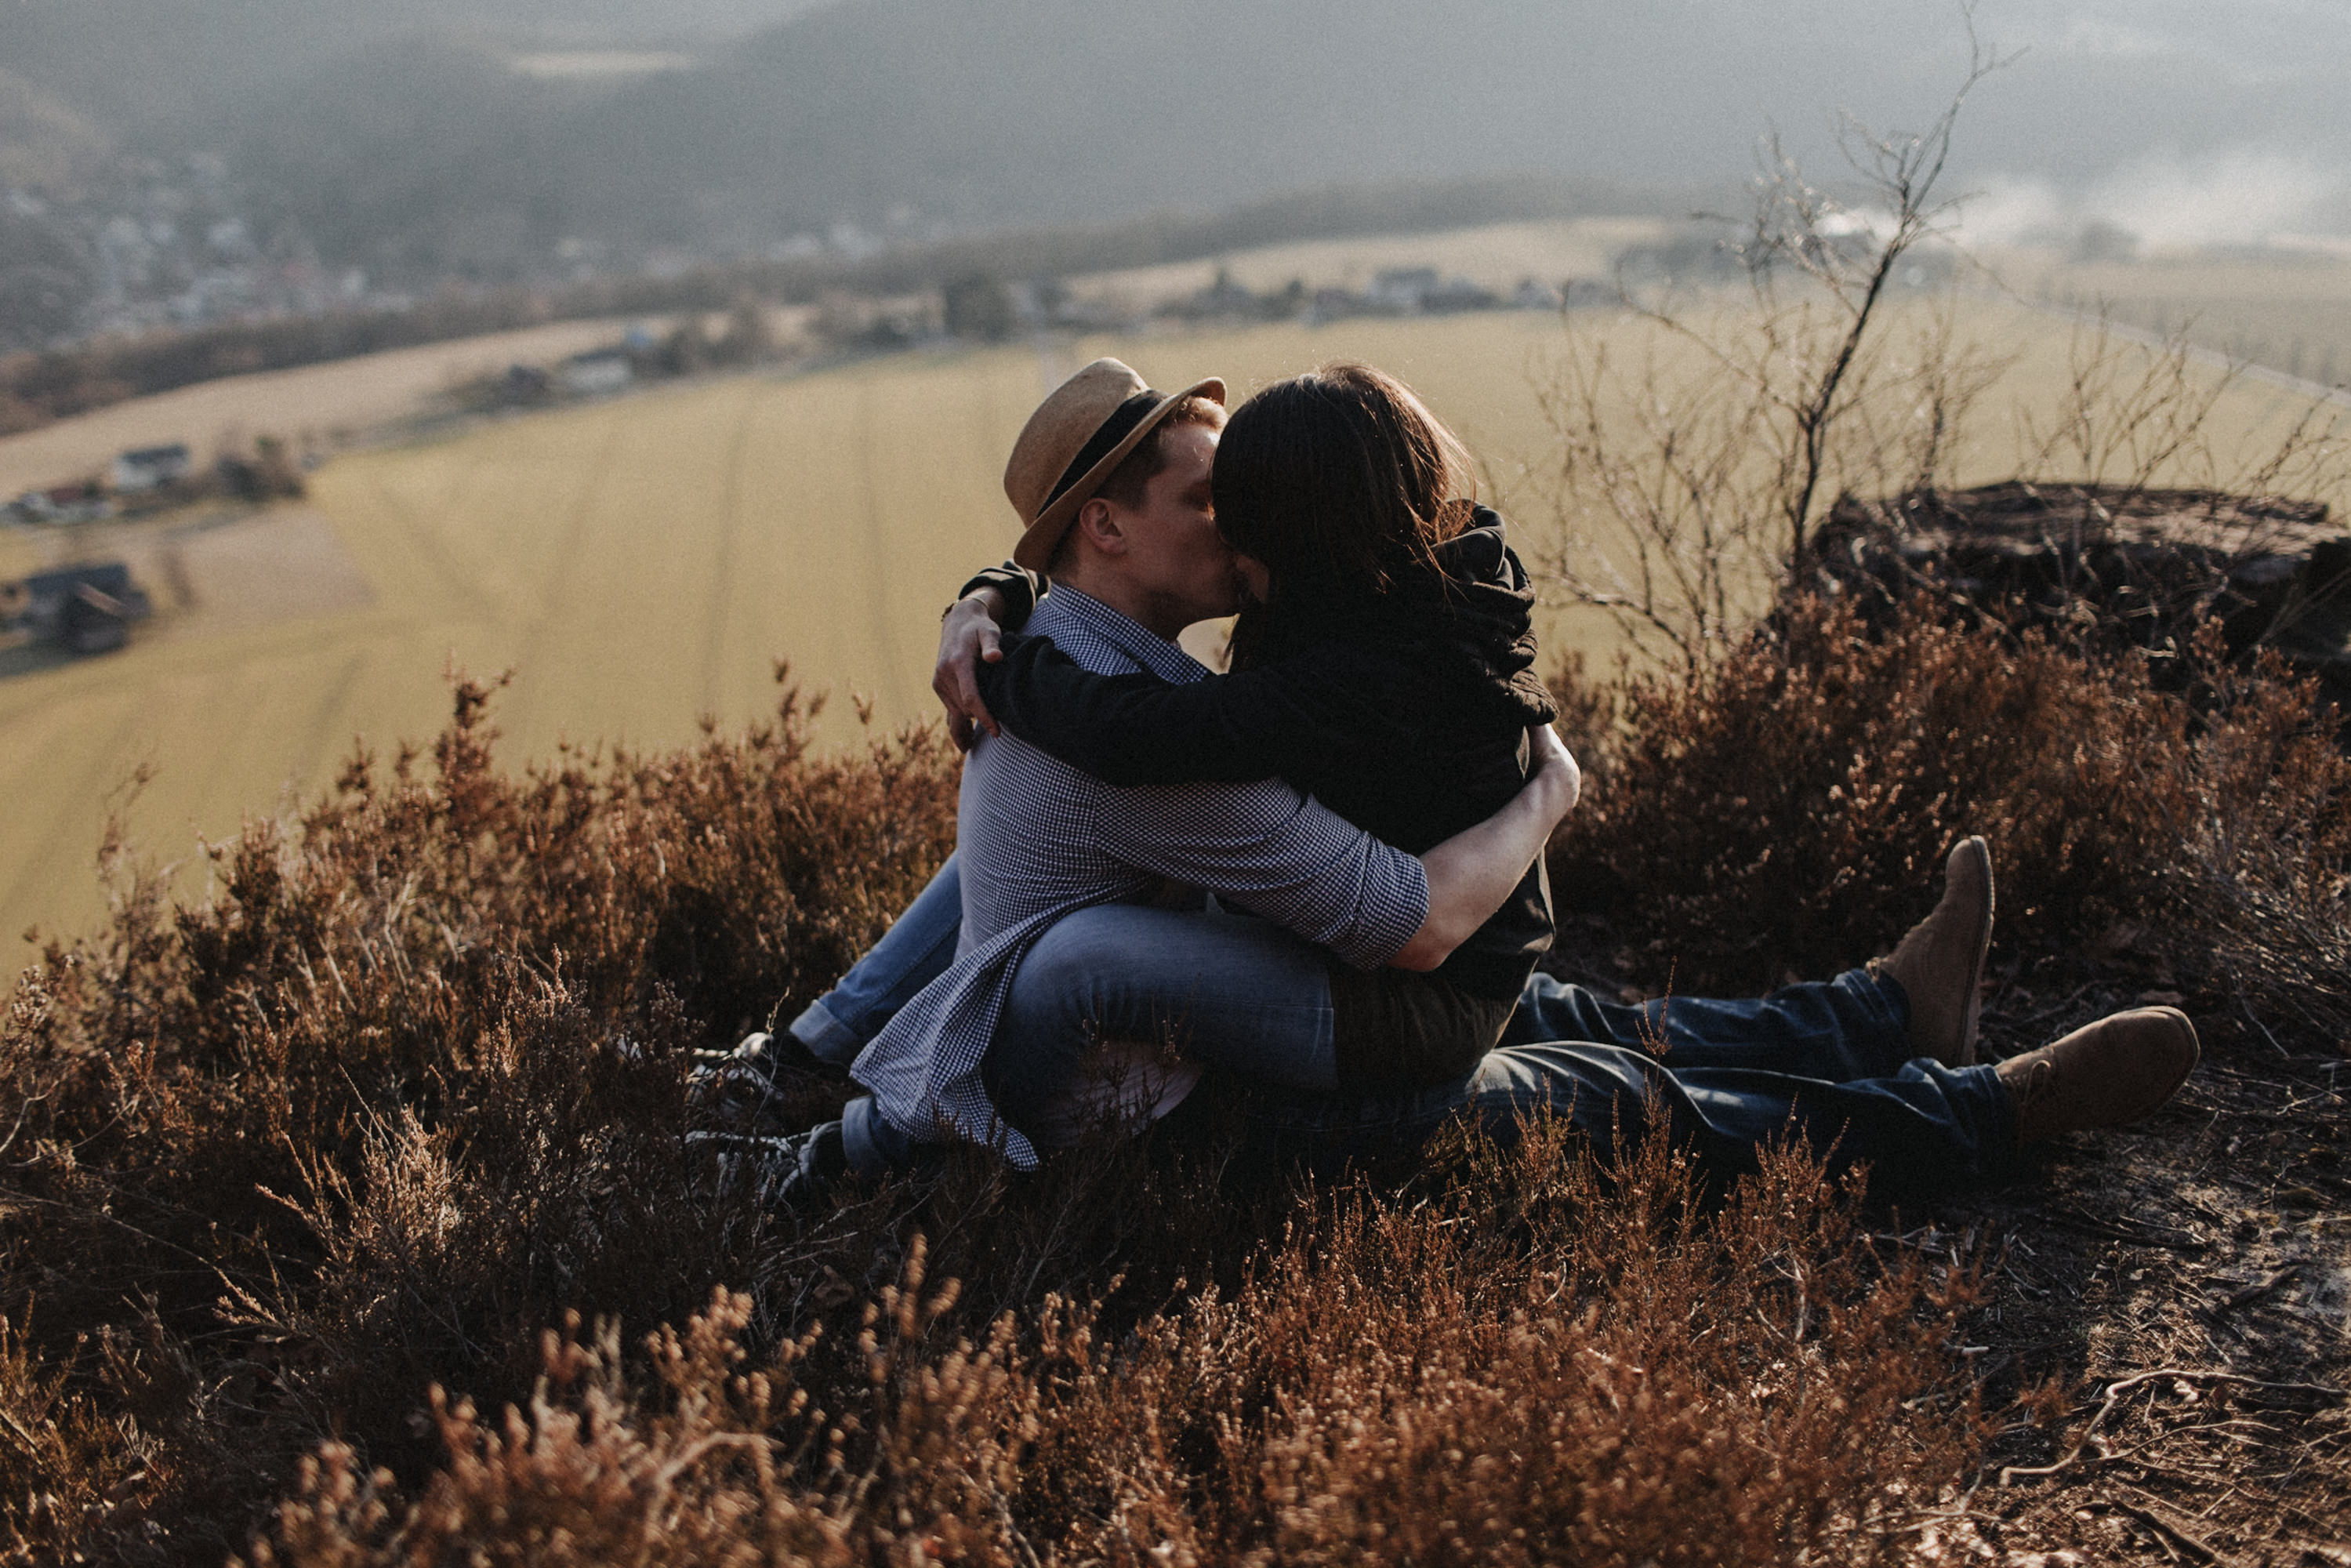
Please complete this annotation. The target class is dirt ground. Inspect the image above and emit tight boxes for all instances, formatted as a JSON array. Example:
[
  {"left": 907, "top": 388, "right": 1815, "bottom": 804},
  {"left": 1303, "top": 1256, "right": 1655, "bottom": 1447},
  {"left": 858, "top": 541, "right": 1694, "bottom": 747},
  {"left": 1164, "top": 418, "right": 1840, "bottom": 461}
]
[{"left": 1957, "top": 967, "right": 2349, "bottom": 1566}]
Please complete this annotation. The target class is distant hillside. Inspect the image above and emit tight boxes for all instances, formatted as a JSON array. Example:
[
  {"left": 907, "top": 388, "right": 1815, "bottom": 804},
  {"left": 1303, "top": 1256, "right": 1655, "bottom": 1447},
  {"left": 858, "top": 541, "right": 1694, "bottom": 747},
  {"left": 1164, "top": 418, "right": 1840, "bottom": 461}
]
[
  {"left": 169, "top": 0, "right": 2351, "bottom": 277},
  {"left": 5, "top": 0, "right": 2349, "bottom": 299},
  {"left": 202, "top": 35, "right": 620, "bottom": 281},
  {"left": 0, "top": 0, "right": 829, "bottom": 129}
]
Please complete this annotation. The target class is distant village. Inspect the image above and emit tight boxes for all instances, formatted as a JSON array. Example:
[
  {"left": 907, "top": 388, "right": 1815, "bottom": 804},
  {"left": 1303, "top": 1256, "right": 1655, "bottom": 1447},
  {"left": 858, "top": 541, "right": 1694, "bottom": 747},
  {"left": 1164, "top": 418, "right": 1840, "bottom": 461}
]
[
  {"left": 5, "top": 249, "right": 1624, "bottom": 532},
  {"left": 5, "top": 434, "right": 304, "bottom": 528}
]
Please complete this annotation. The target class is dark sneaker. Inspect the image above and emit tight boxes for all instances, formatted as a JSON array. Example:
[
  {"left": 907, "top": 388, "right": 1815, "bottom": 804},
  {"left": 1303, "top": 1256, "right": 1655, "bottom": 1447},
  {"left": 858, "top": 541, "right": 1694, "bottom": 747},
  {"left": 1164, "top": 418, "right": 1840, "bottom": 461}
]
[{"left": 688, "top": 1119, "right": 851, "bottom": 1210}]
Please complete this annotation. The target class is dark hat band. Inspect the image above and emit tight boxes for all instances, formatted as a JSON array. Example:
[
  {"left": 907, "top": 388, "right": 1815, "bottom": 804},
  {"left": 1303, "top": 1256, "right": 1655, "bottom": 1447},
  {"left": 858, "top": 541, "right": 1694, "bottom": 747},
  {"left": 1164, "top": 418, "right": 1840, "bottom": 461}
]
[{"left": 1041, "top": 390, "right": 1163, "bottom": 515}]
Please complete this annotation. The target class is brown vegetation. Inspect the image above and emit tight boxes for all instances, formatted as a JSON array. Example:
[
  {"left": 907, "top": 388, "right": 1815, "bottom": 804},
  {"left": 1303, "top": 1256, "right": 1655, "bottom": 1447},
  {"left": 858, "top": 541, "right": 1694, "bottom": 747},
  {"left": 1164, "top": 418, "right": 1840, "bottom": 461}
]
[
  {"left": 3, "top": 595, "right": 2347, "bottom": 1563},
  {"left": 240, "top": 1137, "right": 1983, "bottom": 1568},
  {"left": 1549, "top": 594, "right": 2351, "bottom": 1008}
]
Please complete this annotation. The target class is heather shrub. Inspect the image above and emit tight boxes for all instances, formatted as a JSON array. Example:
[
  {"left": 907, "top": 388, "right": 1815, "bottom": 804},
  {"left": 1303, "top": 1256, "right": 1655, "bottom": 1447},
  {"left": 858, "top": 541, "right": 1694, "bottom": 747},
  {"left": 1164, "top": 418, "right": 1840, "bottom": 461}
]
[
  {"left": 0, "top": 665, "right": 1996, "bottom": 1564},
  {"left": 0, "top": 672, "right": 960, "bottom": 1561},
  {"left": 243, "top": 1128, "right": 1982, "bottom": 1568},
  {"left": 1551, "top": 593, "right": 2351, "bottom": 1011},
  {"left": 14, "top": 601, "right": 2342, "bottom": 1563},
  {"left": 2162, "top": 643, "right": 2351, "bottom": 1040}
]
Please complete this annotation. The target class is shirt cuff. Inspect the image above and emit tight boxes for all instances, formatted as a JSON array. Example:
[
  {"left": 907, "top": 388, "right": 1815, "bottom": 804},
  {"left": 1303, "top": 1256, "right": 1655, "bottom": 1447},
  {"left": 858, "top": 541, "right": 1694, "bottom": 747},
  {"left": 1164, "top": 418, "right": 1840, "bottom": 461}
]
[{"left": 1325, "top": 856, "right": 1431, "bottom": 971}]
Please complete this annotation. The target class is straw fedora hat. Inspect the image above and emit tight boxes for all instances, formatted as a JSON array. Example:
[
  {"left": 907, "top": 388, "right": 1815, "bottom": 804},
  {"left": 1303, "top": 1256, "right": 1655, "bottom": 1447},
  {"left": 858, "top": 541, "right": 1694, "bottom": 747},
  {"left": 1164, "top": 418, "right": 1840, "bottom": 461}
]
[{"left": 1003, "top": 358, "right": 1226, "bottom": 572}]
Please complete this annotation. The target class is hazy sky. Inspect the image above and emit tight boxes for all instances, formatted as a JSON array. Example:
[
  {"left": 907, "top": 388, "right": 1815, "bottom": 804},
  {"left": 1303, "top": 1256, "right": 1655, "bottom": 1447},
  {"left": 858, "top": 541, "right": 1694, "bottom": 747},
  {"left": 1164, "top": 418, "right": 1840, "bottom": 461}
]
[
  {"left": 7, "top": 0, "right": 2346, "bottom": 247},
  {"left": 709, "top": 0, "right": 2351, "bottom": 239}
]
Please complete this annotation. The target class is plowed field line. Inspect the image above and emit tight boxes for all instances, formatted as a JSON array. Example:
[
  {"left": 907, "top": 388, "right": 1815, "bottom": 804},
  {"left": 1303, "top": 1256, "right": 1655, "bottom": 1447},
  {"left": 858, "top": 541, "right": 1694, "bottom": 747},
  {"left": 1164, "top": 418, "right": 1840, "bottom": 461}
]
[
  {"left": 510, "top": 402, "right": 630, "bottom": 680},
  {"left": 361, "top": 466, "right": 501, "bottom": 627},
  {"left": 699, "top": 382, "right": 764, "bottom": 717}
]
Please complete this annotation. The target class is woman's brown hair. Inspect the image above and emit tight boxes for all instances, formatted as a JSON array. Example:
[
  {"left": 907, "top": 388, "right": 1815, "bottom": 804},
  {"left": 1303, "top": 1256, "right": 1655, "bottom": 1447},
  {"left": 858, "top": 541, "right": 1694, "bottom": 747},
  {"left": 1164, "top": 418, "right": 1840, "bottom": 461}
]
[{"left": 1210, "top": 361, "right": 1478, "bottom": 603}]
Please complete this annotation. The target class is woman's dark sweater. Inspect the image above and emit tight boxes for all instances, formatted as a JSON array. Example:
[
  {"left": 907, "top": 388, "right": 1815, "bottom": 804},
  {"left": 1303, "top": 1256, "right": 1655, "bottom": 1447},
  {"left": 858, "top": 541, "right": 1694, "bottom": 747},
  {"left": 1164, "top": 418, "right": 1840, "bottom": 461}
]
[{"left": 966, "top": 509, "right": 1558, "bottom": 1086}]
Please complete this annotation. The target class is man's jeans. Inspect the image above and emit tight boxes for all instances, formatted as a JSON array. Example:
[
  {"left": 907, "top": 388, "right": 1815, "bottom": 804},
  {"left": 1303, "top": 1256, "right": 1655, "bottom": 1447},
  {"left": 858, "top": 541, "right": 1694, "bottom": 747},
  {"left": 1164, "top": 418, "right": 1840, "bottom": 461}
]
[
  {"left": 789, "top": 855, "right": 967, "bottom": 1065},
  {"left": 803, "top": 858, "right": 2016, "bottom": 1188},
  {"left": 798, "top": 858, "right": 1339, "bottom": 1097},
  {"left": 984, "top": 901, "right": 1339, "bottom": 1136},
  {"left": 808, "top": 860, "right": 1338, "bottom": 1171}
]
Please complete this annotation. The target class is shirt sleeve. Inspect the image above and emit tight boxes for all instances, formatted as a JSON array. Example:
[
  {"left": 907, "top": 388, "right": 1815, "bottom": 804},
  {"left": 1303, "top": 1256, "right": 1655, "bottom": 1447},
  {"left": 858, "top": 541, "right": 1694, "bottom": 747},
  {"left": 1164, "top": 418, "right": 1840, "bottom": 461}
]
[
  {"left": 1097, "top": 779, "right": 1429, "bottom": 970},
  {"left": 953, "top": 561, "right": 1043, "bottom": 633},
  {"left": 974, "top": 634, "right": 1380, "bottom": 786}
]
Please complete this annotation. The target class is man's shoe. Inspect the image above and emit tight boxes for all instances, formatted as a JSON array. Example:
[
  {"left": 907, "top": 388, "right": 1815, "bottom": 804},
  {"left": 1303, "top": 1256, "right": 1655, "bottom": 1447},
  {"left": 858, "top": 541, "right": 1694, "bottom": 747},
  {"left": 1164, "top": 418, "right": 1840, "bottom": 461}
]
[
  {"left": 688, "top": 1119, "right": 851, "bottom": 1209},
  {"left": 688, "top": 1032, "right": 798, "bottom": 1135},
  {"left": 1996, "top": 1007, "right": 2200, "bottom": 1143},
  {"left": 1877, "top": 836, "right": 1995, "bottom": 1067}
]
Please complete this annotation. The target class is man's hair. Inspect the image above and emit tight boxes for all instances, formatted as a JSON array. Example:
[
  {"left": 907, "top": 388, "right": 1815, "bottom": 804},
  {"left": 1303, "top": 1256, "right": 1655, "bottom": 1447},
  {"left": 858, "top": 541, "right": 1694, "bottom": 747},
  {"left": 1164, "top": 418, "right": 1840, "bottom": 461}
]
[{"left": 1047, "top": 394, "right": 1225, "bottom": 573}]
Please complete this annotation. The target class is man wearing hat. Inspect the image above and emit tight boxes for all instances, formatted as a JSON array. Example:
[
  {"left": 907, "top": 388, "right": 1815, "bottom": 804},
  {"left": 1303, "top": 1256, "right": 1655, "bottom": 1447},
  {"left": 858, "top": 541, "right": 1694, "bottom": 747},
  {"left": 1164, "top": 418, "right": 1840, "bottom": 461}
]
[{"left": 710, "top": 359, "right": 1583, "bottom": 1191}]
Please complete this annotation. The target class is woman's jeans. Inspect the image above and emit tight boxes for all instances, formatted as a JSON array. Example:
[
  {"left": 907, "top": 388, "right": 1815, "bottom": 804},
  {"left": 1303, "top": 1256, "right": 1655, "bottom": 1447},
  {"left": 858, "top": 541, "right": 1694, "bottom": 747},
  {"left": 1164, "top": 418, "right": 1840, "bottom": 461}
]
[
  {"left": 806, "top": 857, "right": 2016, "bottom": 1189},
  {"left": 1226, "top": 970, "right": 2017, "bottom": 1190}
]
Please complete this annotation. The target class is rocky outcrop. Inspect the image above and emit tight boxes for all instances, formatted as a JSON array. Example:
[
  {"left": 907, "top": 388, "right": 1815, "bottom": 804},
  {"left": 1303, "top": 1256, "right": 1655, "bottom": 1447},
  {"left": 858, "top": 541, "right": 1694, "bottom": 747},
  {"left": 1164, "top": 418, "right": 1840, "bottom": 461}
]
[{"left": 1812, "top": 482, "right": 2351, "bottom": 709}]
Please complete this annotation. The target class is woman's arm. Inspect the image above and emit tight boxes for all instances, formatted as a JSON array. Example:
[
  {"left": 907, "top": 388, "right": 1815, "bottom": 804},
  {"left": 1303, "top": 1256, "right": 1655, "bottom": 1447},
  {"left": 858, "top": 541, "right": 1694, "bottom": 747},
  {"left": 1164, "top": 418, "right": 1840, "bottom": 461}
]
[
  {"left": 957, "top": 563, "right": 1043, "bottom": 628},
  {"left": 974, "top": 634, "right": 1374, "bottom": 785}
]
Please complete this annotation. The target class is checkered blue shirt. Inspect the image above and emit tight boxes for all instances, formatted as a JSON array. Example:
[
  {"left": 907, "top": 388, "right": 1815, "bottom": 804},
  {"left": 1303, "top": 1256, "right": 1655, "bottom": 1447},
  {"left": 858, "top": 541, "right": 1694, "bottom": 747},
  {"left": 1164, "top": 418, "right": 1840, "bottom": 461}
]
[{"left": 850, "top": 585, "right": 1431, "bottom": 1167}]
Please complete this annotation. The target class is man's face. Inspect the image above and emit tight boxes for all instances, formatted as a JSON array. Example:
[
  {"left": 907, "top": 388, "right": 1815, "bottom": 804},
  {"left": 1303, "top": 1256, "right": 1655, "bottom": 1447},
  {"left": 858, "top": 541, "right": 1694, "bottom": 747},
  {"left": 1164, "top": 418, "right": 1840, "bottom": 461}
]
[{"left": 1101, "top": 421, "right": 1239, "bottom": 630}]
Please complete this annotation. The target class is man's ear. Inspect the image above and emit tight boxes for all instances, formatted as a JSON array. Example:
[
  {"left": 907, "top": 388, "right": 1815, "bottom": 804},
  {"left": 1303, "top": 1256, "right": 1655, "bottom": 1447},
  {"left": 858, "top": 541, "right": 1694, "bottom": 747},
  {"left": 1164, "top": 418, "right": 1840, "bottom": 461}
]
[{"left": 1072, "top": 496, "right": 1127, "bottom": 557}]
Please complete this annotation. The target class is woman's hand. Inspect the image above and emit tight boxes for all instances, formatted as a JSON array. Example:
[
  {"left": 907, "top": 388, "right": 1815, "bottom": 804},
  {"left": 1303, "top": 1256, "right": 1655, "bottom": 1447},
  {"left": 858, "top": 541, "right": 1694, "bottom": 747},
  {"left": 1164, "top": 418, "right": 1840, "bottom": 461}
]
[
  {"left": 1529, "top": 722, "right": 1581, "bottom": 822},
  {"left": 934, "top": 590, "right": 1007, "bottom": 750}
]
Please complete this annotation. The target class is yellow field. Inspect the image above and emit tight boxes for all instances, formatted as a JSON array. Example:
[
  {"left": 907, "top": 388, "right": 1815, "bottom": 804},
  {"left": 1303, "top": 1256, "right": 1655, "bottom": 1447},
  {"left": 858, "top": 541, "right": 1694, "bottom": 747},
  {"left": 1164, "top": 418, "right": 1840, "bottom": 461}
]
[
  {"left": 3, "top": 299, "right": 2344, "bottom": 959},
  {"left": 1070, "top": 217, "right": 1669, "bottom": 309}
]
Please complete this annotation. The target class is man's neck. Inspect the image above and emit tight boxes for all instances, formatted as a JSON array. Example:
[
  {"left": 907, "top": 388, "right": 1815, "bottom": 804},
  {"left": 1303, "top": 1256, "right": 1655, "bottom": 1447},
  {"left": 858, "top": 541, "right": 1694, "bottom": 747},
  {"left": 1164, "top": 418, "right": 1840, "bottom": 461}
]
[{"left": 1048, "top": 562, "right": 1188, "bottom": 641}]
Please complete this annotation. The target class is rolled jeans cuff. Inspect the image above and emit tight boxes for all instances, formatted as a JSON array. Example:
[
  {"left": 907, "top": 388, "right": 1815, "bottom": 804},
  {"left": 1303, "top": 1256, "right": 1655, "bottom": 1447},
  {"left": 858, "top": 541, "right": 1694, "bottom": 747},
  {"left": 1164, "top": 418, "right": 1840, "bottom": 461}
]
[{"left": 787, "top": 997, "right": 865, "bottom": 1066}]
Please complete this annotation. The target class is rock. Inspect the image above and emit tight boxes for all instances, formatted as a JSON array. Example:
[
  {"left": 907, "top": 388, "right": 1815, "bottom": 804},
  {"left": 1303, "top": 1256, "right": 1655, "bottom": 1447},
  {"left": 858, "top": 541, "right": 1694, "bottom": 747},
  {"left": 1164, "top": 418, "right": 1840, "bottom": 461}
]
[{"left": 1812, "top": 482, "right": 2351, "bottom": 710}]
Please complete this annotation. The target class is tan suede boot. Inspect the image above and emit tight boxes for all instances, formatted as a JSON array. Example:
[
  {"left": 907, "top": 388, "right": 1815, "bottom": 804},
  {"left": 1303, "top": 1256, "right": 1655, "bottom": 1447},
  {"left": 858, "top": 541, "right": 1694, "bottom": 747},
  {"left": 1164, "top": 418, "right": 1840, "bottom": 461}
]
[
  {"left": 1877, "top": 836, "right": 1994, "bottom": 1067},
  {"left": 1996, "top": 1007, "right": 2200, "bottom": 1142}
]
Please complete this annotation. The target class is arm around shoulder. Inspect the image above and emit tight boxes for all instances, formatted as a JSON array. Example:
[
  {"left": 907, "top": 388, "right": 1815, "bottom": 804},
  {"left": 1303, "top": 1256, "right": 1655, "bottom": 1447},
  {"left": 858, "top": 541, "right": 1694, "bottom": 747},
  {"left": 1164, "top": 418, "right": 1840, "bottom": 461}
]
[{"left": 976, "top": 640, "right": 1333, "bottom": 785}]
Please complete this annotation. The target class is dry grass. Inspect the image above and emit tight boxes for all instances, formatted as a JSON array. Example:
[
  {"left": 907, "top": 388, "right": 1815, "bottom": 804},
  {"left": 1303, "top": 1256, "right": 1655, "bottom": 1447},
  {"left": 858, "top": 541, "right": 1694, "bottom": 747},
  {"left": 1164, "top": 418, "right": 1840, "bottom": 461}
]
[
  {"left": 0, "top": 670, "right": 957, "bottom": 1560},
  {"left": 241, "top": 1132, "right": 1985, "bottom": 1568}
]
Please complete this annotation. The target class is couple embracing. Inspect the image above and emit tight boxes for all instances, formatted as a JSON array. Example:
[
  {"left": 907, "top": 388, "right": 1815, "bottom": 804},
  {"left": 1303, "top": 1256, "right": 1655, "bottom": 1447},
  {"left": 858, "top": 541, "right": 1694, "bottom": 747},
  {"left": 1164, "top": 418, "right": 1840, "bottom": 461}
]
[{"left": 696, "top": 357, "right": 2199, "bottom": 1201}]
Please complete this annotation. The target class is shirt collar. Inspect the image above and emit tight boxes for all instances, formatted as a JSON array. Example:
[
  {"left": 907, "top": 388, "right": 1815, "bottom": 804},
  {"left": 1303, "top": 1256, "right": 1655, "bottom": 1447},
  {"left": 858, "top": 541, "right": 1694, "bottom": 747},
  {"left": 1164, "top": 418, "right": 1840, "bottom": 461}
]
[{"left": 1032, "top": 583, "right": 1210, "bottom": 685}]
